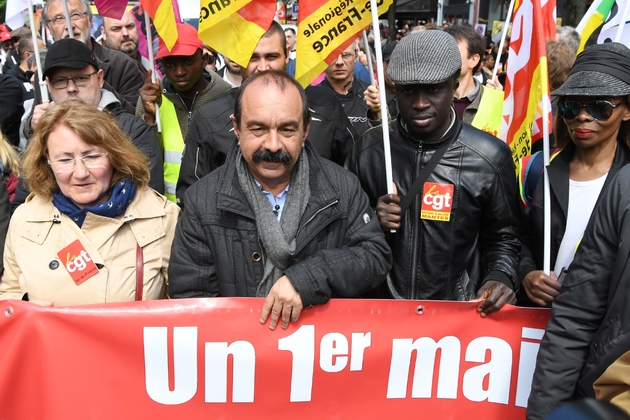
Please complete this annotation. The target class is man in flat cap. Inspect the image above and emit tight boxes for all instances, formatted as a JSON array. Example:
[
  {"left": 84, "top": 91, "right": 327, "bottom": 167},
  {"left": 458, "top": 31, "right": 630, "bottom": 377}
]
[{"left": 349, "top": 30, "right": 522, "bottom": 316}]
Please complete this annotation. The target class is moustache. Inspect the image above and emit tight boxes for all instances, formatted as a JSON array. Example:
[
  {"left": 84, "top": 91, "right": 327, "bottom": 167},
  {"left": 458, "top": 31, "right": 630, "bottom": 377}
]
[{"left": 252, "top": 149, "right": 293, "bottom": 167}]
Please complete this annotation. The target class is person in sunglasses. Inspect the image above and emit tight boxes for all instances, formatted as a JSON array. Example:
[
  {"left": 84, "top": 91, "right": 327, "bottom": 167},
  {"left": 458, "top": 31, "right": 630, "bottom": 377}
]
[{"left": 518, "top": 42, "right": 630, "bottom": 308}]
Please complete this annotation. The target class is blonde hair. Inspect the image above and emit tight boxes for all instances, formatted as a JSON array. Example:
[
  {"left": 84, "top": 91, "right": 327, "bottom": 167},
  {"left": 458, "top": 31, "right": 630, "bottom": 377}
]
[
  {"left": 23, "top": 101, "right": 150, "bottom": 199},
  {"left": 0, "top": 128, "right": 20, "bottom": 177}
]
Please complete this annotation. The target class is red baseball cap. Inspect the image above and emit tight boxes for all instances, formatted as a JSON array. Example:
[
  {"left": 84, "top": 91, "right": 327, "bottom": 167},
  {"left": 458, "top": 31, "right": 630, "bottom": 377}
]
[
  {"left": 1, "top": 32, "right": 11, "bottom": 43},
  {"left": 156, "top": 23, "right": 203, "bottom": 59}
]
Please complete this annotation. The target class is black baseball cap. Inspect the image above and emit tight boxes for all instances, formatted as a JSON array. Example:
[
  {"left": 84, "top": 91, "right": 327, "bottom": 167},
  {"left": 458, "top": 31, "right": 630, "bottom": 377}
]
[{"left": 43, "top": 38, "right": 99, "bottom": 78}]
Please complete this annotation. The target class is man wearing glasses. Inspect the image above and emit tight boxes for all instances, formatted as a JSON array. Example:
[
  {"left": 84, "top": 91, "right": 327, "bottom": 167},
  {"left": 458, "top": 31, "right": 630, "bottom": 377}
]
[
  {"left": 43, "top": 0, "right": 145, "bottom": 113},
  {"left": 12, "top": 38, "right": 163, "bottom": 209},
  {"left": 319, "top": 41, "right": 397, "bottom": 136}
]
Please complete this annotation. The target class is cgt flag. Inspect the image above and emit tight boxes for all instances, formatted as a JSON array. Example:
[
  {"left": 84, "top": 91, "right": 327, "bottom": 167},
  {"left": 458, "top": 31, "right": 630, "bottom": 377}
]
[
  {"left": 198, "top": 0, "right": 277, "bottom": 67},
  {"left": 295, "top": 0, "right": 392, "bottom": 88},
  {"left": 140, "top": 0, "right": 179, "bottom": 50},
  {"left": 500, "top": 0, "right": 552, "bottom": 163}
]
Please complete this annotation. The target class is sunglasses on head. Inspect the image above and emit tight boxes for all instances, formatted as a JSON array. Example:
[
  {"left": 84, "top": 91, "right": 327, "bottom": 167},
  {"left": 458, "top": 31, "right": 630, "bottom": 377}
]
[{"left": 558, "top": 99, "right": 627, "bottom": 121}]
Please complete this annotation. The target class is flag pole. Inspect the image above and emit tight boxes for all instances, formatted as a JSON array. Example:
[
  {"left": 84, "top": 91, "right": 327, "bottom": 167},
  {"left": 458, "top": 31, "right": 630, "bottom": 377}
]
[
  {"left": 369, "top": 0, "right": 395, "bottom": 232},
  {"left": 615, "top": 0, "right": 630, "bottom": 41},
  {"left": 492, "top": 0, "right": 516, "bottom": 80},
  {"left": 28, "top": 0, "right": 48, "bottom": 103},
  {"left": 144, "top": 8, "right": 162, "bottom": 132},
  {"left": 361, "top": 30, "right": 376, "bottom": 87},
  {"left": 62, "top": 0, "right": 73, "bottom": 40},
  {"left": 541, "top": 76, "right": 551, "bottom": 275}
]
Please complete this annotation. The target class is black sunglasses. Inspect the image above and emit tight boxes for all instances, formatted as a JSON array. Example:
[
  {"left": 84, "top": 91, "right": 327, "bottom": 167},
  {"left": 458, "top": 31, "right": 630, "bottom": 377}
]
[{"left": 558, "top": 99, "right": 627, "bottom": 121}]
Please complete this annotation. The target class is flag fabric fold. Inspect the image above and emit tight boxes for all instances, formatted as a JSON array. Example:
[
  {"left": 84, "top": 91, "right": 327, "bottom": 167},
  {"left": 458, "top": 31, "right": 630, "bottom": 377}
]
[
  {"left": 295, "top": 0, "right": 393, "bottom": 87},
  {"left": 93, "top": 0, "right": 127, "bottom": 20},
  {"left": 140, "top": 0, "right": 179, "bottom": 50},
  {"left": 198, "top": 0, "right": 277, "bottom": 67},
  {"left": 500, "top": 0, "right": 553, "bottom": 164}
]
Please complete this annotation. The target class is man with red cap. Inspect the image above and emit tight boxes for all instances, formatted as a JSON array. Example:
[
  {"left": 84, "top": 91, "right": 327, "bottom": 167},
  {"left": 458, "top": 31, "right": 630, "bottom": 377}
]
[{"left": 136, "top": 23, "right": 231, "bottom": 202}]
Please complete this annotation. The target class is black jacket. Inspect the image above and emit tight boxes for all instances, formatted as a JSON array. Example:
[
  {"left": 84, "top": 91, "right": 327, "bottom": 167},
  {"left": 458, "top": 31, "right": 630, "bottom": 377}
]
[
  {"left": 168, "top": 141, "right": 391, "bottom": 305},
  {"left": 91, "top": 38, "right": 145, "bottom": 112},
  {"left": 12, "top": 92, "right": 164, "bottom": 212},
  {"left": 527, "top": 164, "right": 630, "bottom": 419},
  {"left": 176, "top": 85, "right": 357, "bottom": 208},
  {"left": 350, "top": 114, "right": 522, "bottom": 300},
  {"left": 518, "top": 140, "right": 630, "bottom": 305},
  {"left": 319, "top": 77, "right": 398, "bottom": 137}
]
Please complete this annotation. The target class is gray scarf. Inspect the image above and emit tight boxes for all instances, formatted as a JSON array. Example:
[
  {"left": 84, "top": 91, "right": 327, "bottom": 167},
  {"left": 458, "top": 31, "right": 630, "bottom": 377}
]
[{"left": 236, "top": 149, "right": 310, "bottom": 296}]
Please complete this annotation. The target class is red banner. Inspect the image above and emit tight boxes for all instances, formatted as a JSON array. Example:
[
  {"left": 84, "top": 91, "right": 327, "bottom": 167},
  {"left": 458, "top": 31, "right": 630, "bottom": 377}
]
[{"left": 0, "top": 299, "right": 549, "bottom": 418}]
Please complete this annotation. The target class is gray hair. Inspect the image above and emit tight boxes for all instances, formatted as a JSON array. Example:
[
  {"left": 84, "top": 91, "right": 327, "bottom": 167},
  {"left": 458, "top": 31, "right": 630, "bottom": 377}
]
[
  {"left": 43, "top": 0, "right": 93, "bottom": 25},
  {"left": 556, "top": 26, "right": 580, "bottom": 54}
]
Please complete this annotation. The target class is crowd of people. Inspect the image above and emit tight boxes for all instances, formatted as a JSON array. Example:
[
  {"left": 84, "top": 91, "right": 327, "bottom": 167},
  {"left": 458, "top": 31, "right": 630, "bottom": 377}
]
[{"left": 0, "top": 3, "right": 629, "bottom": 417}]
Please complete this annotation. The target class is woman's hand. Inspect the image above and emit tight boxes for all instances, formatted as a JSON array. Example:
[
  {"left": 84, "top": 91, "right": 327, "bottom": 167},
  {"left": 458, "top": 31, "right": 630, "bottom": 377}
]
[{"left": 522, "top": 270, "right": 561, "bottom": 307}]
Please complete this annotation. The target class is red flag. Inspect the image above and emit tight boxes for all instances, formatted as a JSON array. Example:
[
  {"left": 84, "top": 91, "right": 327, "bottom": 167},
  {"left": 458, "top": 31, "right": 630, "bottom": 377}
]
[
  {"left": 500, "top": 0, "right": 552, "bottom": 162},
  {"left": 198, "top": 0, "right": 276, "bottom": 67},
  {"left": 140, "top": 0, "right": 178, "bottom": 50}
]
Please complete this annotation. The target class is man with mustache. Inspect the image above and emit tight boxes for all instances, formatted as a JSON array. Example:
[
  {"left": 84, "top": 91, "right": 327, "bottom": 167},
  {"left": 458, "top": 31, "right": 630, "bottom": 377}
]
[
  {"left": 168, "top": 70, "right": 391, "bottom": 330},
  {"left": 349, "top": 31, "right": 522, "bottom": 316}
]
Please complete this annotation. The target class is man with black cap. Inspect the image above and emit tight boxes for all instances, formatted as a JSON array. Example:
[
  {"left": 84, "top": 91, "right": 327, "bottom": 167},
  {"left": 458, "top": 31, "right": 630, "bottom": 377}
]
[
  {"left": 349, "top": 30, "right": 522, "bottom": 316},
  {"left": 43, "top": 0, "right": 145, "bottom": 113},
  {"left": 136, "top": 23, "right": 231, "bottom": 202},
  {"left": 13, "top": 38, "right": 163, "bottom": 207}
]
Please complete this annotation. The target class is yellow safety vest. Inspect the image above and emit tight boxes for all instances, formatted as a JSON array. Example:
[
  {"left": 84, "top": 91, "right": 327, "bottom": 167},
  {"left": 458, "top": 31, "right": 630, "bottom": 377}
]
[{"left": 158, "top": 96, "right": 183, "bottom": 203}]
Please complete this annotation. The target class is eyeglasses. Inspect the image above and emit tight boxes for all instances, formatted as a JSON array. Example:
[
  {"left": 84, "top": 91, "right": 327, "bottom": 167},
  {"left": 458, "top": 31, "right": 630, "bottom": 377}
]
[
  {"left": 339, "top": 52, "right": 356, "bottom": 62},
  {"left": 207, "top": 55, "right": 217, "bottom": 65},
  {"left": 49, "top": 12, "right": 88, "bottom": 26},
  {"left": 47, "top": 152, "right": 109, "bottom": 173},
  {"left": 558, "top": 99, "right": 627, "bottom": 121},
  {"left": 48, "top": 71, "right": 97, "bottom": 89}
]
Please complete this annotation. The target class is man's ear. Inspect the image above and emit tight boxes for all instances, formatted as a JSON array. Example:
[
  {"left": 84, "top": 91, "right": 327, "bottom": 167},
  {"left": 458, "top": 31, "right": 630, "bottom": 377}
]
[
  {"left": 231, "top": 114, "right": 240, "bottom": 143},
  {"left": 97, "top": 69, "right": 104, "bottom": 88},
  {"left": 303, "top": 119, "right": 311, "bottom": 142},
  {"left": 470, "top": 53, "right": 481, "bottom": 69}
]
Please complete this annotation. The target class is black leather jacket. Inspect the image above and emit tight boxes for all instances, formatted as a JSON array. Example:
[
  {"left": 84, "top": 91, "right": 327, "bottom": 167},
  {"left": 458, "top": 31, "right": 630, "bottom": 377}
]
[{"left": 350, "top": 113, "right": 522, "bottom": 300}]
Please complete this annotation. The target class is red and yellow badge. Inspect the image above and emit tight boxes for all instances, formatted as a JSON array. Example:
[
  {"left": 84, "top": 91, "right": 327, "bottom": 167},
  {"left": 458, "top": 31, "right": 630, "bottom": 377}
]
[
  {"left": 57, "top": 239, "right": 99, "bottom": 285},
  {"left": 421, "top": 182, "right": 454, "bottom": 222}
]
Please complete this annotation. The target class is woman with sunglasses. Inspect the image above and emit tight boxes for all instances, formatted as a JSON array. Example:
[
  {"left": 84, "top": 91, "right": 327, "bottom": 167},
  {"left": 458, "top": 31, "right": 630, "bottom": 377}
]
[
  {"left": 518, "top": 42, "right": 630, "bottom": 307},
  {"left": 0, "top": 102, "right": 180, "bottom": 306}
]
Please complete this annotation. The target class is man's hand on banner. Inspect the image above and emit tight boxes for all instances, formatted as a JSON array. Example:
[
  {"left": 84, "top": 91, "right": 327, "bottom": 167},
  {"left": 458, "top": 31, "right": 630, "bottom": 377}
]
[
  {"left": 376, "top": 184, "right": 400, "bottom": 233},
  {"left": 138, "top": 69, "right": 162, "bottom": 125},
  {"left": 364, "top": 85, "right": 382, "bottom": 120},
  {"left": 474, "top": 280, "right": 516, "bottom": 317},
  {"left": 260, "top": 275, "right": 303, "bottom": 330},
  {"left": 522, "top": 270, "right": 561, "bottom": 307}
]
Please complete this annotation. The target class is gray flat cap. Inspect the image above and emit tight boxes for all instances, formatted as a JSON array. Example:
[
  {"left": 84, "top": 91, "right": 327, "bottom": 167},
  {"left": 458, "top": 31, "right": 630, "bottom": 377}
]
[{"left": 387, "top": 30, "right": 462, "bottom": 85}]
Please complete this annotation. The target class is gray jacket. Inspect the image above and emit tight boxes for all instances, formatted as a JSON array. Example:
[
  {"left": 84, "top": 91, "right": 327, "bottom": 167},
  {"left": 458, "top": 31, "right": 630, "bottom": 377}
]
[{"left": 168, "top": 141, "right": 392, "bottom": 306}]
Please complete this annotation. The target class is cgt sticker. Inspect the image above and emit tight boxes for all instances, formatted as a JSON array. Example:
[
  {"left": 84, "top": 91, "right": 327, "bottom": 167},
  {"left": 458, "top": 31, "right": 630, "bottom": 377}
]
[
  {"left": 421, "top": 182, "right": 454, "bottom": 222},
  {"left": 57, "top": 239, "right": 99, "bottom": 285}
]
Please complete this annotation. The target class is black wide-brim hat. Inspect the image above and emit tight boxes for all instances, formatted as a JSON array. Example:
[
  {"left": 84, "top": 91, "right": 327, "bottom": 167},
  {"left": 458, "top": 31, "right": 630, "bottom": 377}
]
[{"left": 553, "top": 42, "right": 630, "bottom": 97}]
